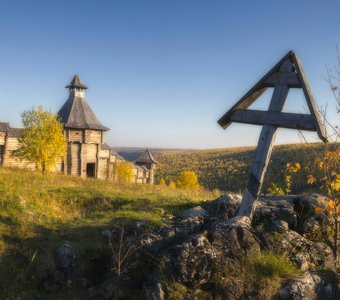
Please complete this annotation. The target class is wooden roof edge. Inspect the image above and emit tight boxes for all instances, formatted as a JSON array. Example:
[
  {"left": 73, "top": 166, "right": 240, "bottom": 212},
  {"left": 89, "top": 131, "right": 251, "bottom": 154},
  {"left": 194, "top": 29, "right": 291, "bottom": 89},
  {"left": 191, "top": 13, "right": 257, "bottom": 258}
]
[
  {"left": 218, "top": 50, "right": 295, "bottom": 129},
  {"left": 291, "top": 53, "right": 328, "bottom": 142}
]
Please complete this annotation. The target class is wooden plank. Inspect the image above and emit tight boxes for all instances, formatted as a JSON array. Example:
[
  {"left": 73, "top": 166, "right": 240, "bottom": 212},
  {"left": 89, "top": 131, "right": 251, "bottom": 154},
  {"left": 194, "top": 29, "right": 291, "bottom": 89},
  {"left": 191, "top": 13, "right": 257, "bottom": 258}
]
[
  {"left": 218, "top": 50, "right": 328, "bottom": 143},
  {"left": 263, "top": 72, "right": 300, "bottom": 87},
  {"left": 230, "top": 109, "right": 316, "bottom": 131},
  {"left": 218, "top": 87, "right": 267, "bottom": 129},
  {"left": 291, "top": 53, "right": 328, "bottom": 142},
  {"left": 238, "top": 59, "right": 292, "bottom": 219},
  {"left": 86, "top": 144, "right": 97, "bottom": 162},
  {"left": 96, "top": 143, "right": 100, "bottom": 179},
  {"left": 0, "top": 132, "right": 6, "bottom": 145},
  {"left": 69, "top": 130, "right": 82, "bottom": 142},
  {"left": 218, "top": 50, "right": 294, "bottom": 129},
  {"left": 86, "top": 130, "right": 102, "bottom": 144}
]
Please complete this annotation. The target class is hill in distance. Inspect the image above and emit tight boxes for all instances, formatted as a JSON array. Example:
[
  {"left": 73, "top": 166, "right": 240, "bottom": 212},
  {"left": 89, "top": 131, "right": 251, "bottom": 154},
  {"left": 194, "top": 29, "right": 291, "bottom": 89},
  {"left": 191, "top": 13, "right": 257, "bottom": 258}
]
[{"left": 153, "top": 143, "right": 339, "bottom": 194}]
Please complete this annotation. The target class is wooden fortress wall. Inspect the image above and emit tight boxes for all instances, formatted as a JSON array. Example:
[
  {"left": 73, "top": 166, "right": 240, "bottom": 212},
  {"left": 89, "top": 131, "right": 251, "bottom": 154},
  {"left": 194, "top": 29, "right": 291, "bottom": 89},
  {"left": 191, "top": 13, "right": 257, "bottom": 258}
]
[
  {"left": 0, "top": 130, "right": 35, "bottom": 170},
  {"left": 0, "top": 127, "right": 152, "bottom": 184}
]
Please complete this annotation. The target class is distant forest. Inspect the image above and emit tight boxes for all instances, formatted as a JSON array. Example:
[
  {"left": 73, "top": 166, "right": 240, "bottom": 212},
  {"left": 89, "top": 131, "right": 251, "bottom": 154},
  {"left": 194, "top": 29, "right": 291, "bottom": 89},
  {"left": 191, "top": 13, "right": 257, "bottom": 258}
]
[{"left": 153, "top": 143, "right": 339, "bottom": 194}]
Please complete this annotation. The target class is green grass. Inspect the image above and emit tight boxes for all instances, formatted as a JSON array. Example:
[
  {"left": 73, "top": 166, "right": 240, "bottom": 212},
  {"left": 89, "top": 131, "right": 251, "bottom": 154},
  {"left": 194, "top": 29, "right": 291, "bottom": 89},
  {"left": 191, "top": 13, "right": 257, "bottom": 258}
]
[
  {"left": 249, "top": 252, "right": 297, "bottom": 283},
  {"left": 246, "top": 252, "right": 299, "bottom": 298},
  {"left": 0, "top": 168, "right": 219, "bottom": 299},
  {"left": 211, "top": 252, "right": 298, "bottom": 299}
]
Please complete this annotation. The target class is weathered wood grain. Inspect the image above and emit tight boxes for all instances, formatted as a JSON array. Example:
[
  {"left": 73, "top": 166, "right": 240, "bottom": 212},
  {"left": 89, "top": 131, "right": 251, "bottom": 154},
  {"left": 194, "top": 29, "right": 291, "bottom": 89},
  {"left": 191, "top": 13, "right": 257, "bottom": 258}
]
[
  {"left": 291, "top": 53, "right": 328, "bottom": 142},
  {"left": 263, "top": 72, "right": 300, "bottom": 87},
  {"left": 218, "top": 51, "right": 328, "bottom": 143},
  {"left": 218, "top": 50, "right": 294, "bottom": 129},
  {"left": 230, "top": 109, "right": 316, "bottom": 131},
  {"left": 237, "top": 59, "right": 292, "bottom": 218}
]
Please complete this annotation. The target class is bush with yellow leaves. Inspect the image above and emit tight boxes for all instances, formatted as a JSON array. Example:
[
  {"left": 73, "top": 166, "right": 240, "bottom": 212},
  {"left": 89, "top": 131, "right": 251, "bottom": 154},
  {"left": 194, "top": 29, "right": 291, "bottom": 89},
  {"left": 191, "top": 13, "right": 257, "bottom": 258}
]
[{"left": 267, "top": 162, "right": 301, "bottom": 195}]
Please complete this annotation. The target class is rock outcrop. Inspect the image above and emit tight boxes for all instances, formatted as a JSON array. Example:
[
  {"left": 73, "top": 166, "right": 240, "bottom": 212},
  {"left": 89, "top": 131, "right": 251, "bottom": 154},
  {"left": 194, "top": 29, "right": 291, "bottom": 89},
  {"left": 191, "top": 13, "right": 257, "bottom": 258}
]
[{"left": 49, "top": 194, "right": 339, "bottom": 299}]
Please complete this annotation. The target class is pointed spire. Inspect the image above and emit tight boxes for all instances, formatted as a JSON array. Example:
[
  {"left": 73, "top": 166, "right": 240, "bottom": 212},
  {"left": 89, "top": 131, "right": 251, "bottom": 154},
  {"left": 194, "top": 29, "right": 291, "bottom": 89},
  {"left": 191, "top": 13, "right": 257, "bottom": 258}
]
[
  {"left": 58, "top": 74, "right": 109, "bottom": 131},
  {"left": 66, "top": 74, "right": 88, "bottom": 90}
]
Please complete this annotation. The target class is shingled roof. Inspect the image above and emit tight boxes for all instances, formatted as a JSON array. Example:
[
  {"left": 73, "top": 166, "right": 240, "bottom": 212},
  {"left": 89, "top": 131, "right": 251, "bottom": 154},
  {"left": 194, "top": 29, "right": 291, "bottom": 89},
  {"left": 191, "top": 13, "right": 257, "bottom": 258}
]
[
  {"left": 0, "top": 122, "right": 10, "bottom": 132},
  {"left": 0, "top": 122, "right": 23, "bottom": 137},
  {"left": 135, "top": 149, "right": 158, "bottom": 164},
  {"left": 8, "top": 127, "right": 23, "bottom": 137},
  {"left": 66, "top": 74, "right": 88, "bottom": 89},
  {"left": 58, "top": 75, "right": 109, "bottom": 131}
]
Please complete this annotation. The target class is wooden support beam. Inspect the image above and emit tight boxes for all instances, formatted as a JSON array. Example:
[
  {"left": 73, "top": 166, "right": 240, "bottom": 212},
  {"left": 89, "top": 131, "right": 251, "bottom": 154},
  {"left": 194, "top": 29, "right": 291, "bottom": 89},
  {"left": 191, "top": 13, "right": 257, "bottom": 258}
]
[
  {"left": 237, "top": 59, "right": 292, "bottom": 219},
  {"left": 230, "top": 109, "right": 316, "bottom": 131},
  {"left": 218, "top": 51, "right": 295, "bottom": 129},
  {"left": 263, "top": 72, "right": 300, "bottom": 87},
  {"left": 291, "top": 54, "right": 328, "bottom": 142},
  {"left": 218, "top": 51, "right": 328, "bottom": 143}
]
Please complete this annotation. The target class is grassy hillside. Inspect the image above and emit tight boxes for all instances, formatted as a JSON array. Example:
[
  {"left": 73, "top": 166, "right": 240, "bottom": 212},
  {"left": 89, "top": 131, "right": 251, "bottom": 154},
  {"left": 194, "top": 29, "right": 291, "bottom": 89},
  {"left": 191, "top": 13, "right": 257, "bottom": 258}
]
[
  {"left": 156, "top": 143, "right": 339, "bottom": 193},
  {"left": 0, "top": 168, "right": 218, "bottom": 299}
]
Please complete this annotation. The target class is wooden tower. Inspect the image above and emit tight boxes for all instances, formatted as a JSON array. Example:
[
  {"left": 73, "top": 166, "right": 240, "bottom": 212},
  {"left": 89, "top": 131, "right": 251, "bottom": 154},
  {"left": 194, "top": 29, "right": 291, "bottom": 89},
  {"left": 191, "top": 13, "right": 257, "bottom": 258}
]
[
  {"left": 135, "top": 149, "right": 158, "bottom": 184},
  {"left": 58, "top": 74, "right": 109, "bottom": 178}
]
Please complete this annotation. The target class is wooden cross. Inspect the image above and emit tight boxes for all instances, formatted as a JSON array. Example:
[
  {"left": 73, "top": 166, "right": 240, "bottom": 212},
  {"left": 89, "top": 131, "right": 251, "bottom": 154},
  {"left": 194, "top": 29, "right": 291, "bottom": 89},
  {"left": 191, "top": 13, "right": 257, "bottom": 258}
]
[{"left": 218, "top": 51, "right": 327, "bottom": 220}]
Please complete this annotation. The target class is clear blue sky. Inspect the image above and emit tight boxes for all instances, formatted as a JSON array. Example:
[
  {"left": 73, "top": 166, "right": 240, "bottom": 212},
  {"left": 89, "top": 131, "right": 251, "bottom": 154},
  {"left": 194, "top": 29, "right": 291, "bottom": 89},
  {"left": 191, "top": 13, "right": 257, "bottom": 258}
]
[{"left": 0, "top": 0, "right": 339, "bottom": 149}]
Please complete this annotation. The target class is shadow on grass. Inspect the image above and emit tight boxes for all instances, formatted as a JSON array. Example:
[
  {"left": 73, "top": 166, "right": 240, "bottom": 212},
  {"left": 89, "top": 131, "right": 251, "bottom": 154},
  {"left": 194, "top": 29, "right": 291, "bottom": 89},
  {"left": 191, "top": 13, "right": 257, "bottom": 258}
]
[
  {"left": 0, "top": 214, "right": 152, "bottom": 299},
  {"left": 82, "top": 197, "right": 134, "bottom": 216},
  {"left": 163, "top": 200, "right": 206, "bottom": 217}
]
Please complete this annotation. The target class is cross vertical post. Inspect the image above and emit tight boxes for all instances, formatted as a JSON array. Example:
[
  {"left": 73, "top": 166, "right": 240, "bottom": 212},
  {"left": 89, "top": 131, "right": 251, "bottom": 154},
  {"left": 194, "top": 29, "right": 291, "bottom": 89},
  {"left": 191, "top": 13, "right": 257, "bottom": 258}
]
[{"left": 238, "top": 59, "right": 292, "bottom": 218}]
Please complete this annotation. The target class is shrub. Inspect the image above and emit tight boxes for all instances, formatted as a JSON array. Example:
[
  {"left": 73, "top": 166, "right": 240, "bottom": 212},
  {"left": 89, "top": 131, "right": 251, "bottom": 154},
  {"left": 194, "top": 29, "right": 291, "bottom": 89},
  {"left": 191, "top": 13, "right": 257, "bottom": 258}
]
[
  {"left": 159, "top": 177, "right": 166, "bottom": 186},
  {"left": 16, "top": 106, "right": 66, "bottom": 174},
  {"left": 114, "top": 162, "right": 134, "bottom": 183},
  {"left": 176, "top": 171, "right": 200, "bottom": 190},
  {"left": 168, "top": 181, "right": 176, "bottom": 189}
]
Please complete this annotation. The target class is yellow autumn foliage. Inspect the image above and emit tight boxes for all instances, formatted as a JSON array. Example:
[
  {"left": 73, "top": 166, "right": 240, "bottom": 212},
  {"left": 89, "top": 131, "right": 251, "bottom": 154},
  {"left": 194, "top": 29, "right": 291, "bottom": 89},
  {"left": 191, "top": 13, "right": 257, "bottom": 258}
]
[
  {"left": 176, "top": 171, "right": 200, "bottom": 190},
  {"left": 114, "top": 162, "right": 134, "bottom": 183},
  {"left": 16, "top": 106, "right": 66, "bottom": 174}
]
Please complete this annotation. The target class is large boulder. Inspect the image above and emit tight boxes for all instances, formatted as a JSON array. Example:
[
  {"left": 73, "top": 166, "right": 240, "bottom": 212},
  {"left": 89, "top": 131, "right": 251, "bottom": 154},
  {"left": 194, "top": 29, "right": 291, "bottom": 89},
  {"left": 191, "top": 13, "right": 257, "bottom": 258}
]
[
  {"left": 258, "top": 229, "right": 335, "bottom": 272},
  {"left": 174, "top": 206, "right": 209, "bottom": 237},
  {"left": 208, "top": 216, "right": 260, "bottom": 258},
  {"left": 206, "top": 193, "right": 242, "bottom": 221},
  {"left": 277, "top": 270, "right": 339, "bottom": 300},
  {"left": 253, "top": 200, "right": 298, "bottom": 230},
  {"left": 164, "top": 233, "right": 220, "bottom": 285}
]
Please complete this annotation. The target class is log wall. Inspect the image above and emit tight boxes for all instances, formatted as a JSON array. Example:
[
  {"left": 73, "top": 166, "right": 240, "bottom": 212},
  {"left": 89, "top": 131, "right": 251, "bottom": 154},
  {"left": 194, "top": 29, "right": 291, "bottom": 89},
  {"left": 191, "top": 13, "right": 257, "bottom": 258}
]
[{"left": 0, "top": 128, "right": 153, "bottom": 184}]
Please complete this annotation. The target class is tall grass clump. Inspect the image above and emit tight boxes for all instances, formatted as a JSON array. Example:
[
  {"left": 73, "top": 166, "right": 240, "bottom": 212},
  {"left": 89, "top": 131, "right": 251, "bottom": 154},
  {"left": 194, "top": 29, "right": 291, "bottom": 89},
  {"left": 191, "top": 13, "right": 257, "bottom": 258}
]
[
  {"left": 249, "top": 252, "right": 297, "bottom": 283},
  {"left": 212, "top": 251, "right": 298, "bottom": 299}
]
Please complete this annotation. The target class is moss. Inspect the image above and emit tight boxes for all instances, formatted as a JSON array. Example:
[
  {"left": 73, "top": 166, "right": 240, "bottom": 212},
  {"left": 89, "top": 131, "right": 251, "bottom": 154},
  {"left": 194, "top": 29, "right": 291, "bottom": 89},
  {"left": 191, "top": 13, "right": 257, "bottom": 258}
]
[
  {"left": 271, "top": 231, "right": 283, "bottom": 239},
  {"left": 166, "top": 282, "right": 188, "bottom": 300}
]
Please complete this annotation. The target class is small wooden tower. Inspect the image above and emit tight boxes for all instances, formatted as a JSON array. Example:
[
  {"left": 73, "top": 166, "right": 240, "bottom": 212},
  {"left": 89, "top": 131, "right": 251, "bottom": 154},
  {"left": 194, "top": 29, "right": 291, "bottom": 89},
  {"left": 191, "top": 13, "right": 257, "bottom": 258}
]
[
  {"left": 135, "top": 149, "right": 158, "bottom": 184},
  {"left": 58, "top": 74, "right": 109, "bottom": 178}
]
